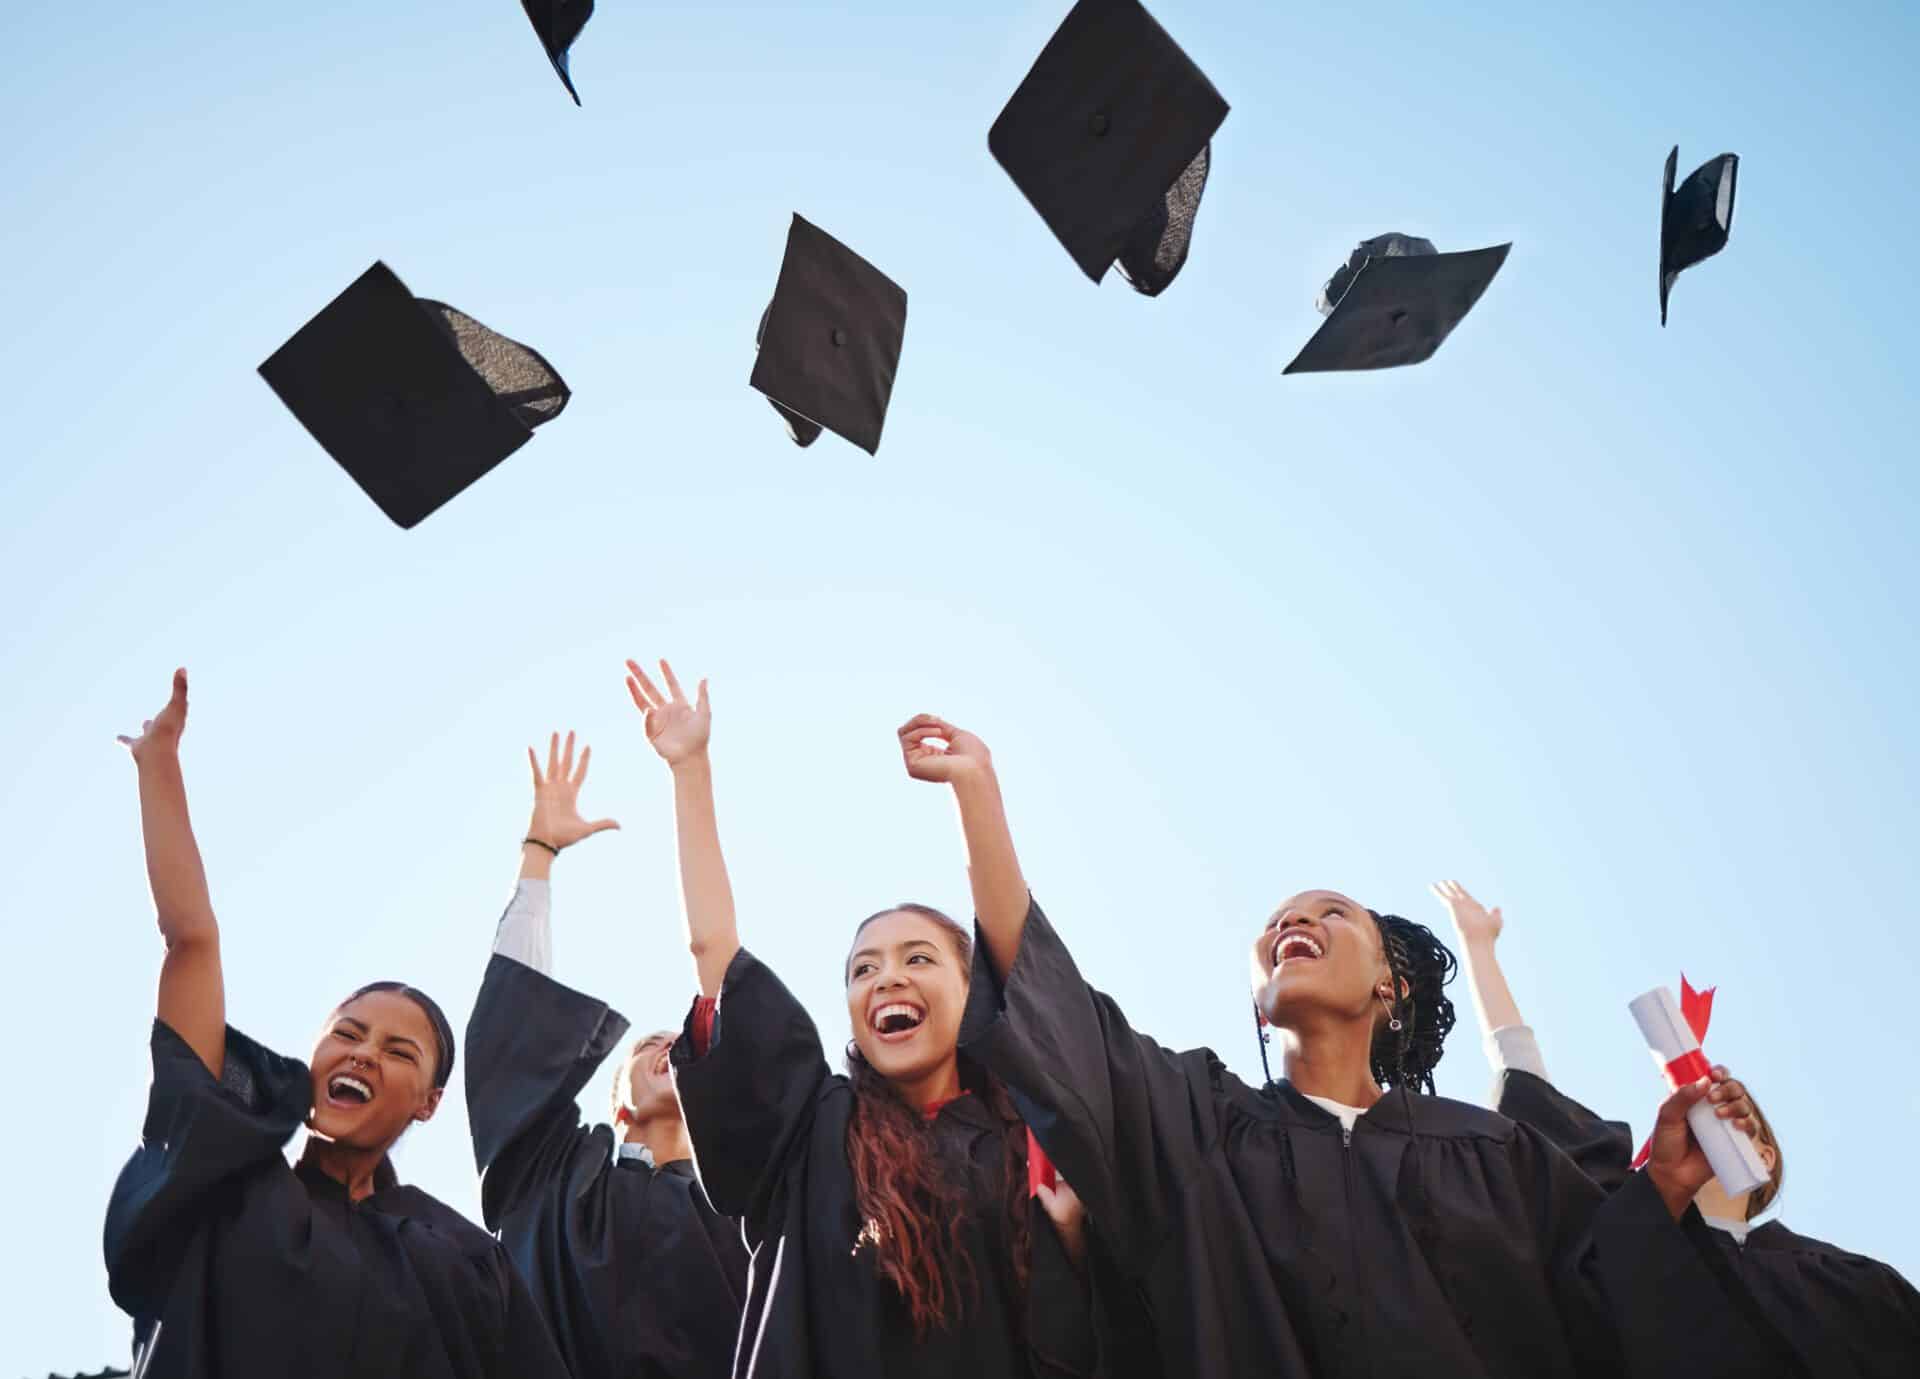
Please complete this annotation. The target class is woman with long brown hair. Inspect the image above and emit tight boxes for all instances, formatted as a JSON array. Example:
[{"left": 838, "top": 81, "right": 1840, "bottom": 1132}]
[{"left": 624, "top": 659, "right": 1095, "bottom": 1379}]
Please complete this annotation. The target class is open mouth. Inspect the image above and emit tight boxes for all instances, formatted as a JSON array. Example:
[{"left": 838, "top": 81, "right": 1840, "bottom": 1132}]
[
  {"left": 326, "top": 1073, "right": 374, "bottom": 1108},
  {"left": 869, "top": 1002, "right": 927, "bottom": 1043},
  {"left": 1271, "top": 930, "right": 1325, "bottom": 970}
]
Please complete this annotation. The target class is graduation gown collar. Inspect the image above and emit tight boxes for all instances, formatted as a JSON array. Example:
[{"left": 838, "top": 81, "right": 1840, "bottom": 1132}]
[
  {"left": 1259, "top": 1076, "right": 1511, "bottom": 1141},
  {"left": 295, "top": 1148, "right": 401, "bottom": 1202},
  {"left": 613, "top": 1151, "right": 699, "bottom": 1179}
]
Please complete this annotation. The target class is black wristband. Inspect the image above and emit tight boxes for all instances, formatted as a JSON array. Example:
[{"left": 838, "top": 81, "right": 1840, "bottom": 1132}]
[{"left": 523, "top": 837, "right": 561, "bottom": 856}]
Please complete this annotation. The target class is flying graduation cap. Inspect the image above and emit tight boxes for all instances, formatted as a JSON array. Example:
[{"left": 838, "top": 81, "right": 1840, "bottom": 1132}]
[
  {"left": 750, "top": 215, "right": 907, "bottom": 455},
  {"left": 1283, "top": 233, "right": 1511, "bottom": 375},
  {"left": 1660, "top": 146, "right": 1738, "bottom": 325},
  {"left": 521, "top": 0, "right": 594, "bottom": 104},
  {"left": 258, "top": 262, "right": 570, "bottom": 529},
  {"left": 991, "top": 0, "right": 1229, "bottom": 296}
]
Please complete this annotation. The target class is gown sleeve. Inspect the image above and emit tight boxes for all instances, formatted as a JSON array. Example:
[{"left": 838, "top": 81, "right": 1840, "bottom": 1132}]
[
  {"left": 670, "top": 947, "right": 831, "bottom": 1225},
  {"left": 103, "top": 1019, "right": 312, "bottom": 1319},
  {"left": 960, "top": 897, "right": 1215, "bottom": 1274},
  {"left": 487, "top": 1236, "right": 580, "bottom": 1379},
  {"left": 1512, "top": 1122, "right": 1805, "bottom": 1379},
  {"left": 464, "top": 952, "right": 632, "bottom": 1227},
  {"left": 1495, "top": 1068, "right": 1637, "bottom": 1193},
  {"left": 1771, "top": 1231, "right": 1920, "bottom": 1373}
]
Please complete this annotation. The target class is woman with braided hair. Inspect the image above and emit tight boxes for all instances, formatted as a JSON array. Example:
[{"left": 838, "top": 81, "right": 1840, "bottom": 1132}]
[
  {"left": 625, "top": 659, "right": 1097, "bottom": 1379},
  {"left": 901, "top": 711, "right": 1803, "bottom": 1379},
  {"left": 1433, "top": 879, "right": 1920, "bottom": 1378}
]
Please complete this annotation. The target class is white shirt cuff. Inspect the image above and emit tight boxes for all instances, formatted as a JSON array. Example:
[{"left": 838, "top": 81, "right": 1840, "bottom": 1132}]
[
  {"left": 1486, "top": 1023, "right": 1550, "bottom": 1080},
  {"left": 492, "top": 877, "right": 553, "bottom": 974}
]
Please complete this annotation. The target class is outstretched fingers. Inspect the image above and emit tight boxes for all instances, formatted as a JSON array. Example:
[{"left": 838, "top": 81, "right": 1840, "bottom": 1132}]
[
  {"left": 626, "top": 659, "right": 667, "bottom": 709},
  {"left": 573, "top": 743, "right": 592, "bottom": 785},
  {"left": 659, "top": 659, "right": 687, "bottom": 704}
]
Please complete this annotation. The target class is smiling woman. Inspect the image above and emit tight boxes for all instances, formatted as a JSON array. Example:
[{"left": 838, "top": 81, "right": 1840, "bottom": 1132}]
[
  {"left": 909, "top": 716, "right": 1813, "bottom": 1379},
  {"left": 102, "top": 670, "right": 572, "bottom": 1379},
  {"left": 625, "top": 658, "right": 1099, "bottom": 1379},
  {"left": 303, "top": 982, "right": 455, "bottom": 1179}
]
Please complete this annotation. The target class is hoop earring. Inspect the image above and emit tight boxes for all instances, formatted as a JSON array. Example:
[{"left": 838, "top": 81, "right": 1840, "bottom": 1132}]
[{"left": 1378, "top": 989, "right": 1403, "bottom": 1033}]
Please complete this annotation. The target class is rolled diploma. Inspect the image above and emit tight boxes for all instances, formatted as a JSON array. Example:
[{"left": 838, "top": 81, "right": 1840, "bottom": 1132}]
[{"left": 1628, "top": 986, "right": 1769, "bottom": 1197}]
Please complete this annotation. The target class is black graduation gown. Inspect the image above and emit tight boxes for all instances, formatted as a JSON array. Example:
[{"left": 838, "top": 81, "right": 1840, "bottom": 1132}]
[
  {"left": 669, "top": 946, "right": 1097, "bottom": 1379},
  {"left": 103, "top": 1020, "right": 571, "bottom": 1379},
  {"left": 465, "top": 953, "right": 750, "bottom": 1379},
  {"left": 1498, "top": 1069, "right": 1920, "bottom": 1377},
  {"left": 960, "top": 900, "right": 1795, "bottom": 1379}
]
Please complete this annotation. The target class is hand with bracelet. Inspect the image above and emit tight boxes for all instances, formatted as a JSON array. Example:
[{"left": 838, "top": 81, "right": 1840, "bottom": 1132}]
[{"left": 522, "top": 731, "right": 620, "bottom": 879}]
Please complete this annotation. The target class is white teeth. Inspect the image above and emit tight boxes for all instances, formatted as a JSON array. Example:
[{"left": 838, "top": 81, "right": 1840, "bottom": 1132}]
[
  {"left": 330, "top": 1075, "right": 372, "bottom": 1102},
  {"left": 1272, "top": 932, "right": 1324, "bottom": 966},
  {"left": 873, "top": 1003, "right": 925, "bottom": 1032}
]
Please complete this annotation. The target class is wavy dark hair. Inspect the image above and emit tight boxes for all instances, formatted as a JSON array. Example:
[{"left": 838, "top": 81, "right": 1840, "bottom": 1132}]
[
  {"left": 339, "top": 980, "right": 457, "bottom": 1089},
  {"left": 844, "top": 903, "right": 1031, "bottom": 1339},
  {"left": 1365, "top": 911, "right": 1457, "bottom": 1093}
]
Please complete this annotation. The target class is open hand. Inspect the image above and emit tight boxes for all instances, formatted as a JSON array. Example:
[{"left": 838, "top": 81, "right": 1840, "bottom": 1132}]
[
  {"left": 1035, "top": 1174, "right": 1087, "bottom": 1270},
  {"left": 117, "top": 668, "right": 190, "bottom": 766},
  {"left": 897, "top": 714, "right": 992, "bottom": 785},
  {"left": 626, "top": 659, "right": 710, "bottom": 767},
  {"left": 1430, "top": 879, "right": 1502, "bottom": 945},
  {"left": 1644, "top": 1064, "right": 1759, "bottom": 1217},
  {"left": 526, "top": 731, "right": 619, "bottom": 849}
]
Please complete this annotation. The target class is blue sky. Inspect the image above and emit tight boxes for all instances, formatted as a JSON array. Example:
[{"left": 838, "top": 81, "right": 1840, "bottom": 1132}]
[{"left": 4, "top": 0, "right": 1917, "bottom": 1369}]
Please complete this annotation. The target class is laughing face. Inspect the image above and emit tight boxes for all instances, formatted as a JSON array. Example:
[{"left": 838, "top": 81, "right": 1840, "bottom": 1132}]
[
  {"left": 615, "top": 1031, "right": 679, "bottom": 1126},
  {"left": 1251, "top": 889, "right": 1397, "bottom": 1033},
  {"left": 307, "top": 989, "right": 444, "bottom": 1152},
  {"left": 845, "top": 909, "right": 969, "bottom": 1090}
]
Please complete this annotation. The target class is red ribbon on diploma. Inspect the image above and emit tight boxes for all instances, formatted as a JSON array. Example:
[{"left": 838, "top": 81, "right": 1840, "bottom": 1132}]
[
  {"left": 1631, "top": 974, "right": 1716, "bottom": 1169},
  {"left": 1027, "top": 1127, "right": 1057, "bottom": 1196}
]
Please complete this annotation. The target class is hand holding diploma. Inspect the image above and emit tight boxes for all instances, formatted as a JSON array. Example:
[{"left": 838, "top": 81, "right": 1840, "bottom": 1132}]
[
  {"left": 1642, "top": 1065, "right": 1765, "bottom": 1219},
  {"left": 1632, "top": 982, "right": 1769, "bottom": 1218}
]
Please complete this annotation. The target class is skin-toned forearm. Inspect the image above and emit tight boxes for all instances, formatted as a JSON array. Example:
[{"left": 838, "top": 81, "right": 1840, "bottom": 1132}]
[
  {"left": 952, "top": 768, "right": 1029, "bottom": 980},
  {"left": 518, "top": 840, "right": 555, "bottom": 882},
  {"left": 136, "top": 751, "right": 217, "bottom": 949},
  {"left": 136, "top": 749, "right": 226, "bottom": 1076},
  {"left": 1458, "top": 936, "right": 1526, "bottom": 1036},
  {"left": 671, "top": 753, "right": 739, "bottom": 998}
]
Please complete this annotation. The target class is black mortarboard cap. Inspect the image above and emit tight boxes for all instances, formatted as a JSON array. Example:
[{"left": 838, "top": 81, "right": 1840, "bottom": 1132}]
[
  {"left": 991, "top": 0, "right": 1229, "bottom": 296},
  {"left": 521, "top": 0, "right": 594, "bottom": 104},
  {"left": 259, "top": 262, "right": 570, "bottom": 528},
  {"left": 1283, "top": 233, "right": 1511, "bottom": 375},
  {"left": 1660, "top": 146, "right": 1738, "bottom": 326},
  {"left": 749, "top": 215, "right": 907, "bottom": 456}
]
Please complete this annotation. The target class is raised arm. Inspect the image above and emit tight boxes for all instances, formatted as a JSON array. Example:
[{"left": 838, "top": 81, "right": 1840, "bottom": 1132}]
[
  {"left": 627, "top": 659, "right": 736, "bottom": 998},
  {"left": 117, "top": 669, "right": 224, "bottom": 1079},
  {"left": 494, "top": 731, "right": 620, "bottom": 971},
  {"left": 1431, "top": 880, "right": 1524, "bottom": 1032},
  {"left": 898, "top": 715, "right": 1029, "bottom": 980}
]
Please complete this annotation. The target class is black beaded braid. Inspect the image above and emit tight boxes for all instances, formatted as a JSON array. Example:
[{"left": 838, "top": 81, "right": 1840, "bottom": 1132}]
[{"left": 1367, "top": 911, "right": 1458, "bottom": 1094}]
